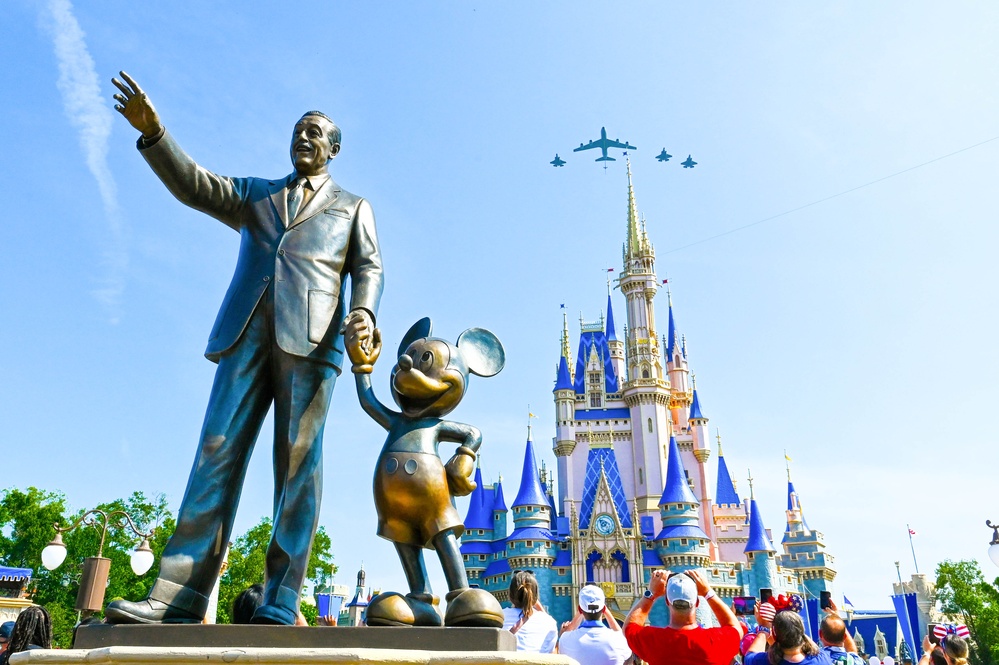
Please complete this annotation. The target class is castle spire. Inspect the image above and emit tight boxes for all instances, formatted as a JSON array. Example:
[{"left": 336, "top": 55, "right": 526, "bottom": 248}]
[
  {"left": 463, "top": 466, "right": 492, "bottom": 530},
  {"left": 714, "top": 432, "right": 740, "bottom": 506},
  {"left": 689, "top": 376, "right": 707, "bottom": 423},
  {"left": 512, "top": 428, "right": 548, "bottom": 508},
  {"left": 605, "top": 292, "right": 618, "bottom": 342},
  {"left": 561, "top": 308, "right": 572, "bottom": 365},
  {"left": 659, "top": 436, "right": 698, "bottom": 505},
  {"left": 625, "top": 158, "right": 641, "bottom": 259},
  {"left": 745, "top": 495, "right": 776, "bottom": 553}
]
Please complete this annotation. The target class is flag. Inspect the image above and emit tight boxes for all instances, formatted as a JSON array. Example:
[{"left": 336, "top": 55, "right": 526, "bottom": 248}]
[
  {"left": 908, "top": 528, "right": 917, "bottom": 536},
  {"left": 529, "top": 412, "right": 536, "bottom": 419},
  {"left": 607, "top": 268, "right": 614, "bottom": 273},
  {"left": 560, "top": 303, "right": 565, "bottom": 309},
  {"left": 662, "top": 279, "right": 669, "bottom": 284},
  {"left": 785, "top": 452, "right": 792, "bottom": 462},
  {"left": 843, "top": 595, "right": 854, "bottom": 611}
]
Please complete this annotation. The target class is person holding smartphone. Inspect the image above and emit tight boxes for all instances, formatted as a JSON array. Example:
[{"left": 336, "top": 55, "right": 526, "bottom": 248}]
[
  {"left": 818, "top": 599, "right": 863, "bottom": 665},
  {"left": 623, "top": 569, "right": 742, "bottom": 665},
  {"left": 558, "top": 584, "right": 632, "bottom": 665}
]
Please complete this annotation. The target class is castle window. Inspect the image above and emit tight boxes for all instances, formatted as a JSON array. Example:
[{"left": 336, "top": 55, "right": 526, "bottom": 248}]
[
  {"left": 642, "top": 370, "right": 650, "bottom": 378},
  {"left": 527, "top": 541, "right": 533, "bottom": 547},
  {"left": 681, "top": 539, "right": 688, "bottom": 545},
  {"left": 648, "top": 418, "right": 653, "bottom": 433},
  {"left": 590, "top": 393, "right": 601, "bottom": 407},
  {"left": 638, "top": 468, "right": 644, "bottom": 485},
  {"left": 479, "top": 555, "right": 486, "bottom": 561},
  {"left": 463, "top": 555, "right": 468, "bottom": 561}
]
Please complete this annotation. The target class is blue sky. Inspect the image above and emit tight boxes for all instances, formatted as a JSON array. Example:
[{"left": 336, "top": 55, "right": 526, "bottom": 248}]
[{"left": 2, "top": 1, "right": 998, "bottom": 611}]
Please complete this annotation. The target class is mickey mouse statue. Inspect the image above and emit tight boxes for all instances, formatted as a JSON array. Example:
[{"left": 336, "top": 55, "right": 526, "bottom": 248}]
[{"left": 345, "top": 315, "right": 506, "bottom": 627}]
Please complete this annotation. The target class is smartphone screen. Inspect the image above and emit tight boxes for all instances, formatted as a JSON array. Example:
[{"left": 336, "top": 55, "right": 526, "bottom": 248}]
[
  {"left": 820, "top": 591, "right": 832, "bottom": 610},
  {"left": 733, "top": 597, "right": 747, "bottom": 615},
  {"left": 760, "top": 588, "right": 773, "bottom": 604}
]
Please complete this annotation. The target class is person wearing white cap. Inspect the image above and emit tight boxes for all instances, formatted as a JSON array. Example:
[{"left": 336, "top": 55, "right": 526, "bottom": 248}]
[
  {"left": 623, "top": 569, "right": 742, "bottom": 665},
  {"left": 557, "top": 584, "right": 632, "bottom": 665}
]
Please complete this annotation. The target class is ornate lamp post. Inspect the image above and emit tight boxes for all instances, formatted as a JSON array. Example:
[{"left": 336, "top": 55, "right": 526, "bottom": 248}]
[
  {"left": 40, "top": 509, "right": 155, "bottom": 613},
  {"left": 986, "top": 520, "right": 999, "bottom": 567}
]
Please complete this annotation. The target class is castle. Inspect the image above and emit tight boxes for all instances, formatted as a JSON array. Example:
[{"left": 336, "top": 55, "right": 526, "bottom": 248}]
[{"left": 459, "top": 162, "right": 837, "bottom": 630}]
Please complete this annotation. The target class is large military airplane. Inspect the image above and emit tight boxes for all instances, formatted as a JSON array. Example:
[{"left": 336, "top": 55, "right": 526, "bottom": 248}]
[
  {"left": 681, "top": 155, "right": 697, "bottom": 168},
  {"left": 574, "top": 127, "right": 637, "bottom": 162},
  {"left": 656, "top": 148, "right": 672, "bottom": 163},
  {"left": 550, "top": 154, "right": 566, "bottom": 167}
]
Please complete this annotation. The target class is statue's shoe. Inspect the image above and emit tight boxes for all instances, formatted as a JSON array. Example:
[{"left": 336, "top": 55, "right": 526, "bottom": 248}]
[
  {"left": 250, "top": 604, "right": 297, "bottom": 625},
  {"left": 444, "top": 588, "right": 504, "bottom": 627},
  {"left": 366, "top": 592, "right": 442, "bottom": 627},
  {"left": 105, "top": 598, "right": 201, "bottom": 625}
]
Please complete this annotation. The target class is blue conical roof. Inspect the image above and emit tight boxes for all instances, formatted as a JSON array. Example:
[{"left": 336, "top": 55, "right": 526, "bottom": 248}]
[
  {"left": 463, "top": 467, "right": 492, "bottom": 529},
  {"left": 667, "top": 303, "right": 677, "bottom": 360},
  {"left": 513, "top": 436, "right": 549, "bottom": 508},
  {"left": 787, "top": 480, "right": 797, "bottom": 510},
  {"left": 715, "top": 453, "right": 740, "bottom": 506},
  {"left": 689, "top": 389, "right": 706, "bottom": 421},
  {"left": 744, "top": 499, "right": 776, "bottom": 553},
  {"left": 658, "top": 436, "right": 698, "bottom": 505},
  {"left": 606, "top": 294, "right": 618, "bottom": 342},
  {"left": 554, "top": 355, "right": 573, "bottom": 391},
  {"left": 493, "top": 479, "right": 507, "bottom": 512}
]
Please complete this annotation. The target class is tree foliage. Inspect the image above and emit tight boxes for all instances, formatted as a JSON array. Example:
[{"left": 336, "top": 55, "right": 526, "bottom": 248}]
[
  {"left": 935, "top": 559, "right": 999, "bottom": 665},
  {"left": 0, "top": 488, "right": 175, "bottom": 647},
  {"left": 215, "top": 516, "right": 336, "bottom": 625}
]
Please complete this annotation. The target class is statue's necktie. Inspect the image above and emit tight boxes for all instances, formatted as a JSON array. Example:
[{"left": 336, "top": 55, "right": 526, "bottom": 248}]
[{"left": 287, "top": 177, "right": 307, "bottom": 222}]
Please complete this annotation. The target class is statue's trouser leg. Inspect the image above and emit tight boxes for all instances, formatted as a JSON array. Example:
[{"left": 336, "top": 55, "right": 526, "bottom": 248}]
[
  {"left": 258, "top": 349, "right": 336, "bottom": 623},
  {"left": 432, "top": 531, "right": 469, "bottom": 593},
  {"left": 149, "top": 304, "right": 275, "bottom": 618},
  {"left": 395, "top": 542, "right": 431, "bottom": 596}
]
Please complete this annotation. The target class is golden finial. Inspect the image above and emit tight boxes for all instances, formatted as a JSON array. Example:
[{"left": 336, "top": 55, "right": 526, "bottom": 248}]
[
  {"left": 691, "top": 373, "right": 697, "bottom": 390},
  {"left": 625, "top": 157, "right": 641, "bottom": 258},
  {"left": 716, "top": 428, "right": 723, "bottom": 456},
  {"left": 747, "top": 469, "right": 755, "bottom": 499}
]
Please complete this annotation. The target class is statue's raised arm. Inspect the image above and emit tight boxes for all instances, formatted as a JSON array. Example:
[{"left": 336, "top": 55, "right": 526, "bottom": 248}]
[{"left": 111, "top": 71, "right": 162, "bottom": 140}]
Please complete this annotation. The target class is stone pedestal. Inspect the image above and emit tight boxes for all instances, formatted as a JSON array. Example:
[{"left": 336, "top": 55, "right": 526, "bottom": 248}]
[
  {"left": 11, "top": 647, "right": 574, "bottom": 665},
  {"left": 72, "top": 625, "right": 516, "bottom": 652}
]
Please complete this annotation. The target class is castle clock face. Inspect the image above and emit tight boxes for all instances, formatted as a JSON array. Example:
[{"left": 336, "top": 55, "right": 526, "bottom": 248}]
[{"left": 594, "top": 514, "right": 615, "bottom": 536}]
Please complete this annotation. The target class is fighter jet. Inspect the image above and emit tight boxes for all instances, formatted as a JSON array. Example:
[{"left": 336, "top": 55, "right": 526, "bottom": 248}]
[
  {"left": 681, "top": 155, "right": 697, "bottom": 168},
  {"left": 550, "top": 154, "right": 566, "bottom": 167},
  {"left": 574, "top": 127, "right": 637, "bottom": 162},
  {"left": 656, "top": 148, "right": 672, "bottom": 163}
]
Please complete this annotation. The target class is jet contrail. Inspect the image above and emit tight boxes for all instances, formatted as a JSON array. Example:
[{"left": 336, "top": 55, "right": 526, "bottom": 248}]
[{"left": 44, "top": 0, "right": 127, "bottom": 322}]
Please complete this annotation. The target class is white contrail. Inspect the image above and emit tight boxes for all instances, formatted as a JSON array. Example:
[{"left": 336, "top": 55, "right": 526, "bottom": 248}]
[{"left": 44, "top": 0, "right": 127, "bottom": 323}]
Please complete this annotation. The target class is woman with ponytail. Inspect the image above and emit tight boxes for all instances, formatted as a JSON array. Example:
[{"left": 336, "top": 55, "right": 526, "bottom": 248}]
[
  {"left": 920, "top": 634, "right": 969, "bottom": 665},
  {"left": 745, "top": 608, "right": 832, "bottom": 665},
  {"left": 502, "top": 570, "right": 558, "bottom": 653}
]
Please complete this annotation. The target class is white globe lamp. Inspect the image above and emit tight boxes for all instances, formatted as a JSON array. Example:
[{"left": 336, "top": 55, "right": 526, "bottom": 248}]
[{"left": 40, "top": 533, "right": 67, "bottom": 571}]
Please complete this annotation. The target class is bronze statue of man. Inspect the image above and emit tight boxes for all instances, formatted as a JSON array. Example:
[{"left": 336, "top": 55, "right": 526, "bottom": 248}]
[{"left": 105, "top": 72, "right": 383, "bottom": 625}]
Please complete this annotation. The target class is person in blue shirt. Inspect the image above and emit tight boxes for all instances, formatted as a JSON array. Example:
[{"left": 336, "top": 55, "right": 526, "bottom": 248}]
[{"left": 745, "top": 608, "right": 832, "bottom": 665}]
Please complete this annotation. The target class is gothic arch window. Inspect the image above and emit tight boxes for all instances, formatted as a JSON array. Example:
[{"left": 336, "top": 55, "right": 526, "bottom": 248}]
[
  {"left": 642, "top": 369, "right": 650, "bottom": 378},
  {"left": 647, "top": 418, "right": 653, "bottom": 433}
]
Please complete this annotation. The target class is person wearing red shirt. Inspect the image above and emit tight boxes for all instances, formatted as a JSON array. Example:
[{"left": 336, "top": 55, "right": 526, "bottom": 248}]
[{"left": 624, "top": 569, "right": 742, "bottom": 665}]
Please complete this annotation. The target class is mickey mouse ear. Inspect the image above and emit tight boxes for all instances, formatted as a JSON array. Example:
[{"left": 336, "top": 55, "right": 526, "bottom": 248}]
[
  {"left": 457, "top": 328, "right": 505, "bottom": 377},
  {"left": 398, "top": 317, "right": 432, "bottom": 358}
]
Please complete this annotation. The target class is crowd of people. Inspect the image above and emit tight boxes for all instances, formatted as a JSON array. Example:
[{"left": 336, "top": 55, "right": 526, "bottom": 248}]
[
  {"left": 0, "top": 569, "right": 973, "bottom": 665},
  {"left": 500, "top": 569, "right": 972, "bottom": 665}
]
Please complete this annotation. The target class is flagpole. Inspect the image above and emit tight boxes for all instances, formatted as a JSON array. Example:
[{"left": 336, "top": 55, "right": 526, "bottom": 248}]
[{"left": 907, "top": 524, "right": 919, "bottom": 574}]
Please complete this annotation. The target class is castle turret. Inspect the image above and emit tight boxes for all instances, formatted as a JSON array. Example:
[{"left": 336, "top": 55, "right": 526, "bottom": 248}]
[
  {"left": 512, "top": 429, "right": 552, "bottom": 529},
  {"left": 655, "top": 436, "right": 710, "bottom": 570},
  {"left": 492, "top": 476, "right": 508, "bottom": 540},
  {"left": 618, "top": 161, "right": 672, "bottom": 517},
  {"left": 460, "top": 466, "right": 495, "bottom": 585},
  {"left": 711, "top": 432, "right": 749, "bottom": 562},
  {"left": 744, "top": 478, "right": 779, "bottom": 597},
  {"left": 606, "top": 291, "right": 626, "bottom": 382},
  {"left": 778, "top": 463, "right": 836, "bottom": 599},
  {"left": 554, "top": 310, "right": 577, "bottom": 515}
]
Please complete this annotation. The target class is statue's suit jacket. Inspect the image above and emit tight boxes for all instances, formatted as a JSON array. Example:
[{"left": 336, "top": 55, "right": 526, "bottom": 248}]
[{"left": 140, "top": 130, "right": 383, "bottom": 368}]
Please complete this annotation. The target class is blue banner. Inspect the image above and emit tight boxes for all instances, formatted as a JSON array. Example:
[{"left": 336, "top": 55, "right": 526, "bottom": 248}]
[
  {"left": 805, "top": 598, "right": 819, "bottom": 640},
  {"left": 891, "top": 593, "right": 918, "bottom": 658}
]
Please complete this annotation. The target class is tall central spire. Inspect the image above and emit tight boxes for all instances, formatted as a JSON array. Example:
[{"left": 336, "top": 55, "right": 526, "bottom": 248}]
[{"left": 625, "top": 158, "right": 642, "bottom": 259}]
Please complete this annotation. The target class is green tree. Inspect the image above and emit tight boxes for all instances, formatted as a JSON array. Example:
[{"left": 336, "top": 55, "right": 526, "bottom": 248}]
[
  {"left": 935, "top": 559, "right": 999, "bottom": 665},
  {"left": 216, "top": 517, "right": 336, "bottom": 625},
  {"left": 0, "top": 488, "right": 175, "bottom": 647}
]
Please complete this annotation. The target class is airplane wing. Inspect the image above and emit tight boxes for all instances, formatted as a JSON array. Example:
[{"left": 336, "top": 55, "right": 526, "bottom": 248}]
[
  {"left": 604, "top": 139, "right": 637, "bottom": 150},
  {"left": 573, "top": 139, "right": 602, "bottom": 152}
]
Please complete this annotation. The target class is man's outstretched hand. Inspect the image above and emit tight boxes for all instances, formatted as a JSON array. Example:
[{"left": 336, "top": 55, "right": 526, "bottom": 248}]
[{"left": 112, "top": 71, "right": 162, "bottom": 139}]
